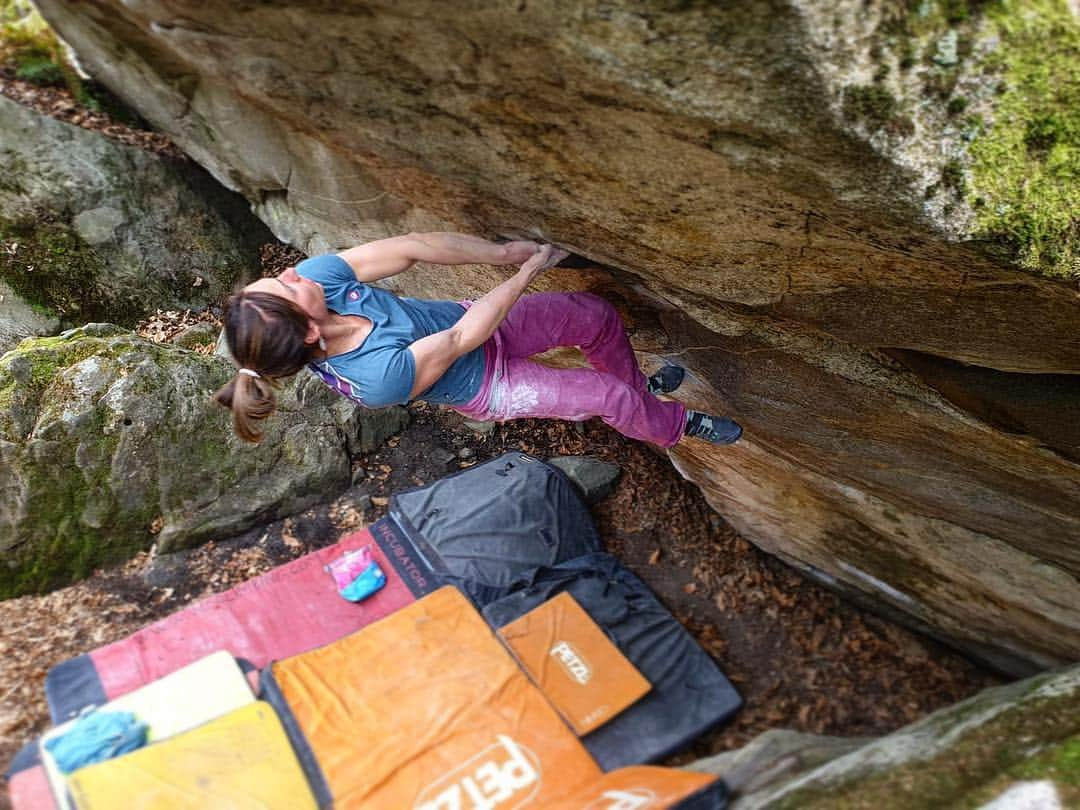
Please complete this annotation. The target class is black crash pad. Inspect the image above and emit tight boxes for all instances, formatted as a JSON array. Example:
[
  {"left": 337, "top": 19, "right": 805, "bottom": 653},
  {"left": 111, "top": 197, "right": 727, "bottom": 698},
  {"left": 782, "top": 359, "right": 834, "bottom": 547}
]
[{"left": 389, "top": 452, "right": 602, "bottom": 605}]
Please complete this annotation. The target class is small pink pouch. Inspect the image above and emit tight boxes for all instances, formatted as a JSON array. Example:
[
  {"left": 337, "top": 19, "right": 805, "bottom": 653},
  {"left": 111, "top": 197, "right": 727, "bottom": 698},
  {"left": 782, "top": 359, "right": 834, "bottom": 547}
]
[{"left": 325, "top": 546, "right": 375, "bottom": 590}]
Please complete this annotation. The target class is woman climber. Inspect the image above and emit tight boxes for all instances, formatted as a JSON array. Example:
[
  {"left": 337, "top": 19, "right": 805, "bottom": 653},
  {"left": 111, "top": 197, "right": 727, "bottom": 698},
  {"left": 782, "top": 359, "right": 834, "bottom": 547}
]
[{"left": 214, "top": 232, "right": 742, "bottom": 448}]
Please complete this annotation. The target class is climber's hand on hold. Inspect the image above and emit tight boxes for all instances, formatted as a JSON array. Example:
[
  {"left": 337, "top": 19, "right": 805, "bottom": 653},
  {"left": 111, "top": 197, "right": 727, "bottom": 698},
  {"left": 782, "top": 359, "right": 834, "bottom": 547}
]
[
  {"left": 519, "top": 244, "right": 569, "bottom": 282},
  {"left": 500, "top": 240, "right": 543, "bottom": 264}
]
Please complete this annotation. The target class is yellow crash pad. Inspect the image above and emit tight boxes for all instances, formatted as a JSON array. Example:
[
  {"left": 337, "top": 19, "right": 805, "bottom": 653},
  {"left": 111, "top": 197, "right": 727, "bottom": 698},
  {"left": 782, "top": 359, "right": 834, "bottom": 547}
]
[
  {"left": 42, "top": 650, "right": 255, "bottom": 809},
  {"left": 67, "top": 702, "right": 316, "bottom": 810},
  {"left": 272, "top": 586, "right": 601, "bottom": 808}
]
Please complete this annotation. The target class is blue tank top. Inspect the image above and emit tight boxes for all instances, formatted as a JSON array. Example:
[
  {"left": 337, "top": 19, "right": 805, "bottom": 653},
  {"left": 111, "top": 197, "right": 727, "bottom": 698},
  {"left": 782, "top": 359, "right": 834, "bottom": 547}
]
[{"left": 296, "top": 254, "right": 485, "bottom": 408}]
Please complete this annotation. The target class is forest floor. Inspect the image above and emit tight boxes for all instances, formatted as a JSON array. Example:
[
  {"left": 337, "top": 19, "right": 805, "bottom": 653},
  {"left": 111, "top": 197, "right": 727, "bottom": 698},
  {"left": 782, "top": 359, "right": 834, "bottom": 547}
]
[{"left": 0, "top": 67, "right": 1004, "bottom": 802}]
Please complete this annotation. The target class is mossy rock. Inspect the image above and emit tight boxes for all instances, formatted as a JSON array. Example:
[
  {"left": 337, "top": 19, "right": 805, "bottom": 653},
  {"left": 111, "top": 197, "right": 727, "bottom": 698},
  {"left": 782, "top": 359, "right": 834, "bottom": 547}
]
[
  {"left": 0, "top": 277, "right": 60, "bottom": 355},
  {"left": 853, "top": 0, "right": 1079, "bottom": 279},
  {"left": 0, "top": 326, "right": 404, "bottom": 597},
  {"left": 0, "top": 95, "right": 272, "bottom": 327},
  {"left": 0, "top": 216, "right": 121, "bottom": 325},
  {"left": 725, "top": 664, "right": 1080, "bottom": 809}
]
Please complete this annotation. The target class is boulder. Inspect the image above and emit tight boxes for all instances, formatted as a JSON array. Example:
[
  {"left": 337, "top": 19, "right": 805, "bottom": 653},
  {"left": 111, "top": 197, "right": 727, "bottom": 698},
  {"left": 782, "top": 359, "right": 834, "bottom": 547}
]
[
  {"left": 0, "top": 325, "right": 406, "bottom": 597},
  {"left": 0, "top": 94, "right": 271, "bottom": 327},
  {"left": 30, "top": 0, "right": 1080, "bottom": 671},
  {"left": 547, "top": 455, "right": 622, "bottom": 505},
  {"left": 686, "top": 730, "right": 868, "bottom": 800},
  {"left": 689, "top": 663, "right": 1080, "bottom": 808},
  {"left": 0, "top": 278, "right": 60, "bottom": 356},
  {"left": 168, "top": 321, "right": 219, "bottom": 350}
]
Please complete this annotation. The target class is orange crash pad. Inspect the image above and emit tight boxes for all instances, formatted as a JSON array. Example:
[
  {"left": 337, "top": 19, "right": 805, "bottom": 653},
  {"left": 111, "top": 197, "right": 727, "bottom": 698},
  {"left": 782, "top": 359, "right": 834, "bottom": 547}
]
[
  {"left": 498, "top": 591, "right": 651, "bottom": 735},
  {"left": 267, "top": 586, "right": 601, "bottom": 808}
]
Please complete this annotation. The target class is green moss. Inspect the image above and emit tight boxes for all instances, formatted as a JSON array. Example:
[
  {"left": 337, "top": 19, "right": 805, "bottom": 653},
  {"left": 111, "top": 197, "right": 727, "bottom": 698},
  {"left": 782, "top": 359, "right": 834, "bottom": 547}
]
[
  {"left": 967, "top": 0, "right": 1080, "bottom": 279},
  {"left": 1, "top": 4, "right": 75, "bottom": 91},
  {"left": 895, "top": 0, "right": 999, "bottom": 36},
  {"left": 0, "top": 348, "right": 118, "bottom": 596},
  {"left": 5, "top": 409, "right": 127, "bottom": 596},
  {"left": 0, "top": 330, "right": 116, "bottom": 437},
  {"left": 947, "top": 95, "right": 969, "bottom": 115},
  {"left": 961, "top": 734, "right": 1080, "bottom": 806},
  {"left": 0, "top": 378, "right": 14, "bottom": 412},
  {"left": 923, "top": 67, "right": 961, "bottom": 100},
  {"left": 942, "top": 159, "right": 967, "bottom": 194},
  {"left": 1, "top": 2, "right": 140, "bottom": 124},
  {"left": 943, "top": 0, "right": 972, "bottom": 23},
  {"left": 14, "top": 50, "right": 63, "bottom": 86},
  {"left": 1010, "top": 735, "right": 1080, "bottom": 784},
  {"left": 843, "top": 84, "right": 899, "bottom": 128},
  {"left": 0, "top": 329, "right": 183, "bottom": 596},
  {"left": 0, "top": 217, "right": 141, "bottom": 325},
  {"left": 899, "top": 44, "right": 918, "bottom": 69}
]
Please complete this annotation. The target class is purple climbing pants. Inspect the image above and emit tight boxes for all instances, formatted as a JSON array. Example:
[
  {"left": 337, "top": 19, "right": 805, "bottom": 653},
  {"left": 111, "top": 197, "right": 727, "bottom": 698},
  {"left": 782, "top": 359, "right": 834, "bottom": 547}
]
[{"left": 454, "top": 293, "right": 686, "bottom": 447}]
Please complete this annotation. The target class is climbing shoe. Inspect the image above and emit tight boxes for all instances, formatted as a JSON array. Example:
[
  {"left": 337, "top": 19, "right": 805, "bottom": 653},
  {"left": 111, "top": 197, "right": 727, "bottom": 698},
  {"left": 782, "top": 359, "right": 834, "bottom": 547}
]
[
  {"left": 684, "top": 410, "right": 742, "bottom": 444},
  {"left": 647, "top": 364, "right": 686, "bottom": 395}
]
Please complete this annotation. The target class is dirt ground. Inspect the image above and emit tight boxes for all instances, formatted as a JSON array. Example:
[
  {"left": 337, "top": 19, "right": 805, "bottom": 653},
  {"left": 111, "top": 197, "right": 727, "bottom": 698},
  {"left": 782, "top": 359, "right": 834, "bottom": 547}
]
[{"left": 0, "top": 404, "right": 1003, "bottom": 794}]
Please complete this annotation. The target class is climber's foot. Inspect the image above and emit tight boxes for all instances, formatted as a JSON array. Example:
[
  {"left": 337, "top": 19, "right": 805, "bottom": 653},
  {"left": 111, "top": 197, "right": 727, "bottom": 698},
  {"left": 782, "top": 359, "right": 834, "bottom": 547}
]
[
  {"left": 647, "top": 364, "right": 686, "bottom": 395},
  {"left": 684, "top": 410, "right": 742, "bottom": 444}
]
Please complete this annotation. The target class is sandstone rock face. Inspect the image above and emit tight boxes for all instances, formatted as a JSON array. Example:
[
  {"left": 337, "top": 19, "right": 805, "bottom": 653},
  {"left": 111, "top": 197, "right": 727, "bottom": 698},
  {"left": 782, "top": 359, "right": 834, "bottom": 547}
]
[
  {"left": 33, "top": 0, "right": 1080, "bottom": 671},
  {"left": 689, "top": 663, "right": 1080, "bottom": 808},
  {"left": 0, "top": 94, "right": 270, "bottom": 327},
  {"left": 0, "top": 325, "right": 406, "bottom": 597}
]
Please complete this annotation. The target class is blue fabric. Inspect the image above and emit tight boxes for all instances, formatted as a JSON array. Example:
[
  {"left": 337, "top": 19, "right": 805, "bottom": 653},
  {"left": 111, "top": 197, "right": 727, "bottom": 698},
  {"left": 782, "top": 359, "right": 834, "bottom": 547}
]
[
  {"left": 44, "top": 710, "right": 148, "bottom": 774},
  {"left": 339, "top": 561, "right": 387, "bottom": 602},
  {"left": 296, "top": 254, "right": 485, "bottom": 407}
]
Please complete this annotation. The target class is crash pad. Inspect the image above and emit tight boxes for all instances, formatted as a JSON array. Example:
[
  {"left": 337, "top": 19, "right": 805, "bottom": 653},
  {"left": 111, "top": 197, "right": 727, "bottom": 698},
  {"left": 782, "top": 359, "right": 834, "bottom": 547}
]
[
  {"left": 65, "top": 702, "right": 316, "bottom": 810},
  {"left": 265, "top": 586, "right": 602, "bottom": 808},
  {"left": 41, "top": 652, "right": 254, "bottom": 809},
  {"left": 388, "top": 452, "right": 601, "bottom": 605},
  {"left": 45, "top": 454, "right": 602, "bottom": 725},
  {"left": 44, "top": 522, "right": 424, "bottom": 724},
  {"left": 5, "top": 743, "right": 51, "bottom": 810},
  {"left": 498, "top": 591, "right": 651, "bottom": 735},
  {"left": 483, "top": 553, "right": 743, "bottom": 771}
]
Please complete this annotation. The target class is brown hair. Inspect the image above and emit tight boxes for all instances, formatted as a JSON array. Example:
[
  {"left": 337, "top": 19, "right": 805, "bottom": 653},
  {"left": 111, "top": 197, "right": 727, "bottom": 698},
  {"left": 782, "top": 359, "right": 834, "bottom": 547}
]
[{"left": 213, "top": 291, "right": 317, "bottom": 443}]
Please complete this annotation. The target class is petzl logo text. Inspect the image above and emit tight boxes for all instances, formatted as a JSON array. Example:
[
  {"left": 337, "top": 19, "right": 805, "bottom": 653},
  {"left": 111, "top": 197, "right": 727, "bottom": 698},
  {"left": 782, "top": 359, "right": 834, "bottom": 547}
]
[
  {"left": 550, "top": 640, "right": 592, "bottom": 685},
  {"left": 414, "top": 735, "right": 541, "bottom": 810}
]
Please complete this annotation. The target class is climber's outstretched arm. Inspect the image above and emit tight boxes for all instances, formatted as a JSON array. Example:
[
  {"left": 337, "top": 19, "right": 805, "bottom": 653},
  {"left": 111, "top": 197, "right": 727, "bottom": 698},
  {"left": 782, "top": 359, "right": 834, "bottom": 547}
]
[{"left": 337, "top": 233, "right": 540, "bottom": 283}]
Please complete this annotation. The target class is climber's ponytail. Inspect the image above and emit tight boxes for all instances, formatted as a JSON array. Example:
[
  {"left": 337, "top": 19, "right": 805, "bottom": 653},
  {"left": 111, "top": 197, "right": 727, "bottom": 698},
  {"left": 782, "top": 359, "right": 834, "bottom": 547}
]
[
  {"left": 213, "top": 370, "right": 281, "bottom": 443},
  {"left": 213, "top": 291, "right": 316, "bottom": 443}
]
